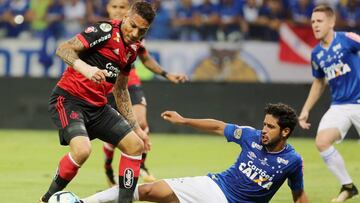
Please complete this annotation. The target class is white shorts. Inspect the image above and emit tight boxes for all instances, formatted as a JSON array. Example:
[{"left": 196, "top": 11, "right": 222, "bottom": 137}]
[
  {"left": 318, "top": 104, "right": 360, "bottom": 141},
  {"left": 164, "top": 176, "right": 228, "bottom": 203}
]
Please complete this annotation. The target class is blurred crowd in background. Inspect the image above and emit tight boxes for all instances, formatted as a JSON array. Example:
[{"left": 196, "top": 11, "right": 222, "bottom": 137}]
[{"left": 0, "top": 0, "right": 359, "bottom": 42}]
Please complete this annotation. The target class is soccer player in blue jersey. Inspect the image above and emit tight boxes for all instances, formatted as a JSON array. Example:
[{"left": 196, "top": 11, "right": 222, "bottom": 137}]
[
  {"left": 82, "top": 103, "right": 308, "bottom": 203},
  {"left": 298, "top": 4, "right": 360, "bottom": 203}
]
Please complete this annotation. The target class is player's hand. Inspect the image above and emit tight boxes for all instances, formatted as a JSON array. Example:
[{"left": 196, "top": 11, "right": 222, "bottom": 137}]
[
  {"left": 134, "top": 127, "right": 151, "bottom": 152},
  {"left": 90, "top": 69, "right": 109, "bottom": 84},
  {"left": 298, "top": 111, "right": 311, "bottom": 129},
  {"left": 161, "top": 111, "right": 185, "bottom": 125},
  {"left": 166, "top": 73, "right": 188, "bottom": 84}
]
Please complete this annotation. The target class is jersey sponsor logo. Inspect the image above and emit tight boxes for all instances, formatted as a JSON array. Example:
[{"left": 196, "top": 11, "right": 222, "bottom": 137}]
[
  {"left": 311, "top": 61, "right": 319, "bottom": 70},
  {"left": 247, "top": 151, "right": 257, "bottom": 160},
  {"left": 323, "top": 60, "right": 351, "bottom": 80},
  {"left": 89, "top": 33, "right": 111, "bottom": 47},
  {"left": 113, "top": 48, "right": 119, "bottom": 55},
  {"left": 123, "top": 168, "right": 134, "bottom": 188},
  {"left": 276, "top": 157, "right": 289, "bottom": 165},
  {"left": 332, "top": 43, "right": 341, "bottom": 52},
  {"left": 233, "top": 128, "right": 242, "bottom": 139},
  {"left": 105, "top": 62, "right": 120, "bottom": 78},
  {"left": 251, "top": 142, "right": 263, "bottom": 150},
  {"left": 316, "top": 50, "right": 324, "bottom": 59},
  {"left": 239, "top": 161, "right": 274, "bottom": 190},
  {"left": 114, "top": 32, "right": 120, "bottom": 42},
  {"left": 99, "top": 23, "right": 112, "bottom": 32},
  {"left": 85, "top": 26, "right": 98, "bottom": 33}
]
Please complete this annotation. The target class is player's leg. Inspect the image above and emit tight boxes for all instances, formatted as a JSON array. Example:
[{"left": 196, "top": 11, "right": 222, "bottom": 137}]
[
  {"left": 136, "top": 181, "right": 179, "bottom": 203},
  {"left": 103, "top": 142, "right": 116, "bottom": 187},
  {"left": 129, "top": 85, "right": 156, "bottom": 182},
  {"left": 93, "top": 106, "right": 144, "bottom": 203},
  {"left": 315, "top": 105, "right": 357, "bottom": 202},
  {"left": 41, "top": 94, "right": 90, "bottom": 202}
]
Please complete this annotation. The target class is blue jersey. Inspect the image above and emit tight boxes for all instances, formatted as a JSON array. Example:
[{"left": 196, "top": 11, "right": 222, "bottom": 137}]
[
  {"left": 208, "top": 124, "right": 304, "bottom": 203},
  {"left": 311, "top": 32, "right": 360, "bottom": 105}
]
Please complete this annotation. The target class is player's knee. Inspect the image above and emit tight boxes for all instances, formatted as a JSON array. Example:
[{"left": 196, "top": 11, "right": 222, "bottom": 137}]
[
  {"left": 72, "top": 145, "right": 92, "bottom": 163},
  {"left": 122, "top": 138, "right": 144, "bottom": 156},
  {"left": 315, "top": 134, "right": 332, "bottom": 151}
]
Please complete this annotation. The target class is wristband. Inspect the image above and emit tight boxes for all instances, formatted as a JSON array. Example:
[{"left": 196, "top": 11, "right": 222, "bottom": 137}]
[{"left": 160, "top": 70, "right": 168, "bottom": 78}]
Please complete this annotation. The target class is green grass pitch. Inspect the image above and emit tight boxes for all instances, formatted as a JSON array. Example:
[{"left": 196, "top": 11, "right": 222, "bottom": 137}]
[{"left": 0, "top": 129, "right": 359, "bottom": 202}]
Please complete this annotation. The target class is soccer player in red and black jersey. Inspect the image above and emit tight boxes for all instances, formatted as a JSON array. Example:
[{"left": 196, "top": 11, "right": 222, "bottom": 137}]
[
  {"left": 102, "top": 0, "right": 188, "bottom": 186},
  {"left": 39, "top": 2, "right": 156, "bottom": 203}
]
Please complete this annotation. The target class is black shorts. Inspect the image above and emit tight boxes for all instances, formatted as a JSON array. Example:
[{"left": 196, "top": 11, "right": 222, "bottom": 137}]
[
  {"left": 48, "top": 87, "right": 132, "bottom": 146},
  {"left": 107, "top": 85, "right": 147, "bottom": 111}
]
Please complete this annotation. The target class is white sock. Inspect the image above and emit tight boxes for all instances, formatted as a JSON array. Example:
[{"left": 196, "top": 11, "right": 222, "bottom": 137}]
[
  {"left": 320, "top": 146, "right": 353, "bottom": 185},
  {"left": 82, "top": 186, "right": 119, "bottom": 203},
  {"left": 133, "top": 185, "right": 140, "bottom": 201}
]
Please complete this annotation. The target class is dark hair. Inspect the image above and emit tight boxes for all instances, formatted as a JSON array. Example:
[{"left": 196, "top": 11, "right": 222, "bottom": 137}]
[
  {"left": 313, "top": 4, "right": 335, "bottom": 17},
  {"left": 264, "top": 103, "right": 298, "bottom": 136},
  {"left": 130, "top": 1, "right": 156, "bottom": 24}
]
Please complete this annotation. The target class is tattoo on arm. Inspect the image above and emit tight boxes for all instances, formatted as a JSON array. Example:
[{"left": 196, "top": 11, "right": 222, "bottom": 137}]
[
  {"left": 56, "top": 37, "right": 85, "bottom": 66},
  {"left": 113, "top": 74, "right": 139, "bottom": 129}
]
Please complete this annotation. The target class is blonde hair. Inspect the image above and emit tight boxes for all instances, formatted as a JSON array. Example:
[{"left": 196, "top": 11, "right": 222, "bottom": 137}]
[{"left": 313, "top": 4, "right": 335, "bottom": 17}]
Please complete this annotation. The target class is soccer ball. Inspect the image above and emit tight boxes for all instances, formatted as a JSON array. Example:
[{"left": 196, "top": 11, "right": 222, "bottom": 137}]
[{"left": 48, "top": 191, "right": 81, "bottom": 203}]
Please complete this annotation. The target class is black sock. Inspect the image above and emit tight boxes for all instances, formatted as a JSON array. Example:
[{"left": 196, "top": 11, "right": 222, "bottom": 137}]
[{"left": 41, "top": 175, "right": 70, "bottom": 201}]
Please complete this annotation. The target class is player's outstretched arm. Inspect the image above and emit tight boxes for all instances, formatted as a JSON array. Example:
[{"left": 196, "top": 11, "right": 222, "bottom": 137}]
[
  {"left": 114, "top": 73, "right": 150, "bottom": 151},
  {"left": 292, "top": 189, "right": 308, "bottom": 203},
  {"left": 56, "top": 36, "right": 108, "bottom": 84},
  {"left": 139, "top": 51, "right": 188, "bottom": 84},
  {"left": 161, "top": 111, "right": 226, "bottom": 135},
  {"left": 298, "top": 78, "right": 326, "bottom": 129}
]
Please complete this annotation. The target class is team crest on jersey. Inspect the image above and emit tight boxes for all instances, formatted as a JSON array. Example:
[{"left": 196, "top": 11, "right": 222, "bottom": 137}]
[
  {"left": 276, "top": 157, "right": 289, "bottom": 165},
  {"left": 85, "top": 26, "right": 97, "bottom": 33},
  {"left": 251, "top": 142, "right": 263, "bottom": 150},
  {"left": 233, "top": 128, "right": 242, "bottom": 139},
  {"left": 100, "top": 23, "right": 112, "bottom": 32}
]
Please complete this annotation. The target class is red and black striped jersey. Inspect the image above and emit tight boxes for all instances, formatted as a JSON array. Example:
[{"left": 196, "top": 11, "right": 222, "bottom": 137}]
[{"left": 57, "top": 20, "right": 144, "bottom": 106}]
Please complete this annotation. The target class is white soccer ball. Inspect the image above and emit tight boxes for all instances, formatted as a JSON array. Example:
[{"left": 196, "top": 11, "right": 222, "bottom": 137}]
[{"left": 48, "top": 191, "right": 81, "bottom": 203}]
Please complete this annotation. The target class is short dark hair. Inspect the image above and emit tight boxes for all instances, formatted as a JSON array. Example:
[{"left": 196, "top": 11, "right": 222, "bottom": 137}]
[
  {"left": 130, "top": 1, "right": 156, "bottom": 24},
  {"left": 264, "top": 103, "right": 298, "bottom": 136},
  {"left": 313, "top": 4, "right": 335, "bottom": 17}
]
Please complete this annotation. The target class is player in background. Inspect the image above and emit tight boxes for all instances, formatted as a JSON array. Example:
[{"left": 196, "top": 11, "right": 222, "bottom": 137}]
[
  {"left": 39, "top": 2, "right": 156, "bottom": 203},
  {"left": 82, "top": 103, "right": 308, "bottom": 203},
  {"left": 298, "top": 4, "right": 360, "bottom": 203},
  {"left": 100, "top": 0, "right": 188, "bottom": 186}
]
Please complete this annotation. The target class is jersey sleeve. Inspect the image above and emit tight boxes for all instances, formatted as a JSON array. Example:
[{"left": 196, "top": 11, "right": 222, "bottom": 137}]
[
  {"left": 311, "top": 53, "right": 325, "bottom": 78},
  {"left": 344, "top": 32, "right": 360, "bottom": 53},
  {"left": 287, "top": 156, "right": 305, "bottom": 191},
  {"left": 224, "top": 124, "right": 256, "bottom": 146},
  {"left": 76, "top": 22, "right": 113, "bottom": 49}
]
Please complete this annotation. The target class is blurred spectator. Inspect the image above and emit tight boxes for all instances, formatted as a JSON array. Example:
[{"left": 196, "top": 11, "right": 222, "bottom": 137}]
[
  {"left": 29, "top": 0, "right": 52, "bottom": 36},
  {"left": 38, "top": 0, "right": 64, "bottom": 73},
  {"left": 85, "top": 0, "right": 107, "bottom": 25},
  {"left": 1, "top": 0, "right": 33, "bottom": 38},
  {"left": 63, "top": 0, "right": 86, "bottom": 37},
  {"left": 336, "top": 0, "right": 360, "bottom": 33},
  {"left": 217, "top": 0, "right": 244, "bottom": 42},
  {"left": 147, "top": 0, "right": 173, "bottom": 40},
  {"left": 257, "top": 0, "right": 287, "bottom": 41},
  {"left": 240, "top": 0, "right": 262, "bottom": 39},
  {"left": 172, "top": 0, "right": 200, "bottom": 41},
  {"left": 288, "top": 0, "right": 315, "bottom": 26},
  {"left": 0, "top": 0, "right": 10, "bottom": 37},
  {"left": 193, "top": 0, "right": 220, "bottom": 41},
  {"left": 315, "top": 0, "right": 339, "bottom": 8}
]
